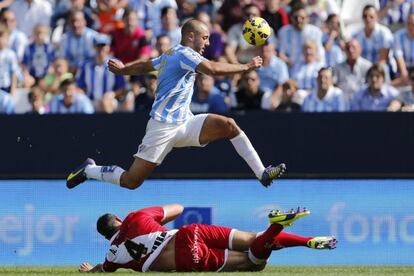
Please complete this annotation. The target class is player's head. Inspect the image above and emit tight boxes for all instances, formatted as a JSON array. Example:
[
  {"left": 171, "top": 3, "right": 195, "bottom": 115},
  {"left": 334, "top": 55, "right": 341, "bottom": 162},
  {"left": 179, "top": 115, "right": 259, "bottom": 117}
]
[
  {"left": 181, "top": 19, "right": 210, "bottom": 54},
  {"left": 97, "top": 213, "right": 123, "bottom": 240}
]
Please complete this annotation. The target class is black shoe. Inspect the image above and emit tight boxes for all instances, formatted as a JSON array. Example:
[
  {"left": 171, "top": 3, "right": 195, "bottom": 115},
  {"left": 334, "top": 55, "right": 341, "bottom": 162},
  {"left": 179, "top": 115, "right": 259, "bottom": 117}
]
[{"left": 66, "top": 158, "right": 95, "bottom": 189}]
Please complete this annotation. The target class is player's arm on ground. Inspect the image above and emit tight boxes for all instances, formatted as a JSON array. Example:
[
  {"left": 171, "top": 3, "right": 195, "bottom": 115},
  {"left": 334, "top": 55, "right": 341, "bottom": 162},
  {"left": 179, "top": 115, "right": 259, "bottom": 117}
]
[
  {"left": 79, "top": 262, "right": 104, "bottom": 273},
  {"left": 108, "top": 59, "right": 155, "bottom": 76},
  {"left": 161, "top": 204, "right": 184, "bottom": 225},
  {"left": 196, "top": 56, "right": 262, "bottom": 76}
]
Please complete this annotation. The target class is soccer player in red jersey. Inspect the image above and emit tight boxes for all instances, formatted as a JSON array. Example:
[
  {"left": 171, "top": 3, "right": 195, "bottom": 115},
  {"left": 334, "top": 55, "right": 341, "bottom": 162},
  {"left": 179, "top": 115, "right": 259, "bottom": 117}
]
[{"left": 79, "top": 204, "right": 337, "bottom": 273}]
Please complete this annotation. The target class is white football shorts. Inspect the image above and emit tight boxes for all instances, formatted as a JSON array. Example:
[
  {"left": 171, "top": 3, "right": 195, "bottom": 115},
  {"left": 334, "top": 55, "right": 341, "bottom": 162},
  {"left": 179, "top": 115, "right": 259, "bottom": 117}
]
[{"left": 134, "top": 114, "right": 209, "bottom": 164}]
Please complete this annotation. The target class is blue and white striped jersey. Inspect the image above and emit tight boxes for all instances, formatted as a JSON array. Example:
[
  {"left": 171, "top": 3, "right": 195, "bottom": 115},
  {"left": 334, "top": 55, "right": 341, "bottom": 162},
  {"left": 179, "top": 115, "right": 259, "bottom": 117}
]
[
  {"left": 9, "top": 29, "right": 28, "bottom": 62},
  {"left": 278, "top": 24, "right": 325, "bottom": 67},
  {"left": 302, "top": 87, "right": 349, "bottom": 112},
  {"left": 48, "top": 94, "right": 94, "bottom": 114},
  {"left": 393, "top": 28, "right": 414, "bottom": 68},
  {"left": 0, "top": 89, "right": 14, "bottom": 114},
  {"left": 291, "top": 61, "right": 324, "bottom": 91},
  {"left": 22, "top": 42, "right": 55, "bottom": 79},
  {"left": 353, "top": 24, "right": 394, "bottom": 63},
  {"left": 150, "top": 44, "right": 206, "bottom": 124},
  {"left": 380, "top": 0, "right": 413, "bottom": 25},
  {"left": 58, "top": 27, "right": 99, "bottom": 69},
  {"left": 257, "top": 56, "right": 289, "bottom": 93},
  {"left": 0, "top": 48, "right": 20, "bottom": 89},
  {"left": 77, "top": 60, "right": 126, "bottom": 101}
]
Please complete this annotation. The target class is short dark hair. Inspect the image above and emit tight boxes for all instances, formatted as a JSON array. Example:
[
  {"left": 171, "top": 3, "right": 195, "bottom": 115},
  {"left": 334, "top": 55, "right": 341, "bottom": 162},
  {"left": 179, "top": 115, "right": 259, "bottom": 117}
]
[
  {"left": 362, "top": 4, "right": 377, "bottom": 15},
  {"left": 366, "top": 63, "right": 385, "bottom": 81},
  {"left": 59, "top": 78, "right": 75, "bottom": 90},
  {"left": 97, "top": 213, "right": 119, "bottom": 240}
]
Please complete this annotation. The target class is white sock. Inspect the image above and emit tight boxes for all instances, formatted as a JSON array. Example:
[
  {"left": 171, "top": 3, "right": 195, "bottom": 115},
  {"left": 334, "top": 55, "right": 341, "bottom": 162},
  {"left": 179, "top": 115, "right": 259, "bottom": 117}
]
[
  {"left": 230, "top": 131, "right": 265, "bottom": 179},
  {"left": 85, "top": 165, "right": 125, "bottom": 186}
]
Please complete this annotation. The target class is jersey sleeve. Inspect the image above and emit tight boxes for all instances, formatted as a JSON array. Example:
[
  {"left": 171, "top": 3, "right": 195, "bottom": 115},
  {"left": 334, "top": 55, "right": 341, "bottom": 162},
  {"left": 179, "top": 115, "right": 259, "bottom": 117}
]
[
  {"left": 136, "top": 206, "right": 165, "bottom": 223},
  {"left": 180, "top": 49, "right": 207, "bottom": 72},
  {"left": 151, "top": 55, "right": 163, "bottom": 70}
]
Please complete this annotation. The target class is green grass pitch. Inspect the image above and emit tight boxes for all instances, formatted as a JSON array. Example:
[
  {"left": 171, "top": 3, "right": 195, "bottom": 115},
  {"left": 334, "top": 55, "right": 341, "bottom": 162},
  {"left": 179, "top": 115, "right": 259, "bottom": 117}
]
[{"left": 0, "top": 266, "right": 413, "bottom": 275}]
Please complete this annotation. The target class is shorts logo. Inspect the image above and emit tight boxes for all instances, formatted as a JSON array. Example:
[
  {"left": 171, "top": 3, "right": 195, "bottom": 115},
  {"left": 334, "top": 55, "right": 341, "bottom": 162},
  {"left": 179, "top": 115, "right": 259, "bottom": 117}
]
[{"left": 138, "top": 144, "right": 147, "bottom": 153}]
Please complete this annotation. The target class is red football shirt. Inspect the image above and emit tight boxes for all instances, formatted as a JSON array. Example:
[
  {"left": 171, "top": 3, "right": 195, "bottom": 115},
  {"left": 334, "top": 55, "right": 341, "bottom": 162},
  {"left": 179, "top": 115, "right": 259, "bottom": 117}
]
[
  {"left": 102, "top": 207, "right": 178, "bottom": 272},
  {"left": 111, "top": 27, "right": 151, "bottom": 63}
]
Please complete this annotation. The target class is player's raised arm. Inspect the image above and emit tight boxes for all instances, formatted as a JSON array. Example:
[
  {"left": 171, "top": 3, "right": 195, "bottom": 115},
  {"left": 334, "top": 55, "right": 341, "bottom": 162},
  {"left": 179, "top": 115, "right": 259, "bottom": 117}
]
[
  {"left": 108, "top": 59, "right": 155, "bottom": 76},
  {"left": 161, "top": 204, "right": 184, "bottom": 225},
  {"left": 196, "top": 56, "right": 263, "bottom": 76}
]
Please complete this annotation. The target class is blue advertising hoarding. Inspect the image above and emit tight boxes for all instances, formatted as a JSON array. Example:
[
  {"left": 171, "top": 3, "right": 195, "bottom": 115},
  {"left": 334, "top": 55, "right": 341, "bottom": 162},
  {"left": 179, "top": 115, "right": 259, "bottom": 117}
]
[{"left": 0, "top": 179, "right": 413, "bottom": 266}]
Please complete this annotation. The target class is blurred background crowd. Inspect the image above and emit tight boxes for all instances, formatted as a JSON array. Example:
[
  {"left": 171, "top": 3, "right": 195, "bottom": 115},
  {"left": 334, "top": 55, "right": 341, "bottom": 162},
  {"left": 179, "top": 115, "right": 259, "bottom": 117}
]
[{"left": 1, "top": 0, "right": 414, "bottom": 114}]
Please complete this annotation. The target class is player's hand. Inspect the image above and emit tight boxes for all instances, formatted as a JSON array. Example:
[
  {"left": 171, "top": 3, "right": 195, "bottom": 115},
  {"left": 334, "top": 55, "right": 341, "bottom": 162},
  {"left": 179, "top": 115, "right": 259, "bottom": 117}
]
[
  {"left": 108, "top": 59, "right": 125, "bottom": 75},
  {"left": 79, "top": 262, "right": 93, "bottom": 272},
  {"left": 247, "top": 56, "right": 263, "bottom": 71}
]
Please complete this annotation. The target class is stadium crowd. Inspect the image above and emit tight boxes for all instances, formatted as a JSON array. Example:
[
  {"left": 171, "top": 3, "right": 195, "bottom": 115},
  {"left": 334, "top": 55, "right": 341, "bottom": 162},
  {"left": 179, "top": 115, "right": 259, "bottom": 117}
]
[{"left": 1, "top": 0, "right": 414, "bottom": 114}]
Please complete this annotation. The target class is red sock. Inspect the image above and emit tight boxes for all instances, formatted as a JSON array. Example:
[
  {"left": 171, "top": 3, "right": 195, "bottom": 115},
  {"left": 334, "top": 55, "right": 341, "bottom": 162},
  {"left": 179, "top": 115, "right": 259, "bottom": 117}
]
[
  {"left": 272, "top": 232, "right": 312, "bottom": 249},
  {"left": 249, "top": 224, "right": 283, "bottom": 264}
]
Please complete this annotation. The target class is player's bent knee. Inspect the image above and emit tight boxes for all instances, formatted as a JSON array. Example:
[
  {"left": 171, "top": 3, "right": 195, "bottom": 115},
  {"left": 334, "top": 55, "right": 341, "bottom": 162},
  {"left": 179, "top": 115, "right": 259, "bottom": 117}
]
[
  {"left": 121, "top": 174, "right": 144, "bottom": 190},
  {"left": 225, "top": 117, "right": 240, "bottom": 138}
]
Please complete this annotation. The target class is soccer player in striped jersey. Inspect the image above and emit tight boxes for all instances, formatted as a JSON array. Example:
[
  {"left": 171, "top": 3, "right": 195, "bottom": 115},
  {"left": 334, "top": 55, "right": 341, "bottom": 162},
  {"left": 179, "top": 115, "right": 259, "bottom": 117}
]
[
  {"left": 67, "top": 19, "right": 286, "bottom": 190},
  {"left": 78, "top": 204, "right": 336, "bottom": 273}
]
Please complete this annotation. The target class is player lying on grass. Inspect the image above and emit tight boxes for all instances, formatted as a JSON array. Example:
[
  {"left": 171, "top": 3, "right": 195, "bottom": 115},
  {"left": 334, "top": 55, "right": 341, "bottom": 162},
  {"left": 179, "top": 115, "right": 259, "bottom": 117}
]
[
  {"left": 66, "top": 19, "right": 286, "bottom": 192},
  {"left": 79, "top": 204, "right": 337, "bottom": 273}
]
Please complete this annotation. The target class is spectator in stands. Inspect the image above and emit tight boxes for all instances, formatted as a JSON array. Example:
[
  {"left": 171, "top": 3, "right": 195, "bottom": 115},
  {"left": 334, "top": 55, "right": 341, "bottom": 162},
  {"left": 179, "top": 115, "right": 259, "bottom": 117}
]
[
  {"left": 261, "top": 0, "right": 289, "bottom": 36},
  {"left": 191, "top": 74, "right": 229, "bottom": 114},
  {"left": 392, "top": 13, "right": 414, "bottom": 86},
  {"left": 159, "top": 7, "right": 181, "bottom": 46},
  {"left": 38, "top": 57, "right": 74, "bottom": 102},
  {"left": 388, "top": 66, "right": 414, "bottom": 111},
  {"left": 213, "top": 56, "right": 237, "bottom": 108},
  {"left": 1, "top": 9, "right": 28, "bottom": 62},
  {"left": 134, "top": 73, "right": 156, "bottom": 112},
  {"left": 291, "top": 41, "right": 324, "bottom": 91},
  {"left": 22, "top": 24, "right": 55, "bottom": 82},
  {"left": 278, "top": 4, "right": 325, "bottom": 68},
  {"left": 76, "top": 35, "right": 126, "bottom": 112},
  {"left": 225, "top": 4, "right": 266, "bottom": 64},
  {"left": 111, "top": 9, "right": 151, "bottom": 64},
  {"left": 27, "top": 86, "right": 46, "bottom": 114},
  {"left": 151, "top": 34, "right": 172, "bottom": 58},
  {"left": 351, "top": 63, "right": 399, "bottom": 111},
  {"left": 306, "top": 0, "right": 340, "bottom": 28},
  {"left": 378, "top": 0, "right": 412, "bottom": 31},
  {"left": 0, "top": 88, "right": 14, "bottom": 114},
  {"left": 234, "top": 70, "right": 272, "bottom": 110},
  {"left": 58, "top": 10, "right": 100, "bottom": 73},
  {"left": 195, "top": 11, "right": 224, "bottom": 60},
  {"left": 50, "top": 0, "right": 96, "bottom": 34},
  {"left": 217, "top": 0, "right": 247, "bottom": 32},
  {"left": 274, "top": 79, "right": 302, "bottom": 112},
  {"left": 48, "top": 78, "right": 94, "bottom": 114},
  {"left": 302, "top": 67, "right": 349, "bottom": 112},
  {"left": 0, "top": 25, "right": 18, "bottom": 96},
  {"left": 257, "top": 42, "right": 289, "bottom": 95},
  {"left": 128, "top": 0, "right": 177, "bottom": 41},
  {"left": 353, "top": 5, "right": 394, "bottom": 65},
  {"left": 9, "top": 0, "right": 52, "bottom": 38},
  {"left": 333, "top": 39, "right": 372, "bottom": 101},
  {"left": 323, "top": 14, "right": 346, "bottom": 67},
  {"left": 95, "top": 0, "right": 126, "bottom": 34}
]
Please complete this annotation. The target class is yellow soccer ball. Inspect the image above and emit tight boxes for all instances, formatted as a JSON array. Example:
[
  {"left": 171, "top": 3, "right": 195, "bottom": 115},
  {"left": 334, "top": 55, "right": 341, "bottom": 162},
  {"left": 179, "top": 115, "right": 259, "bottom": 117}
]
[{"left": 242, "top": 17, "right": 271, "bottom": 46}]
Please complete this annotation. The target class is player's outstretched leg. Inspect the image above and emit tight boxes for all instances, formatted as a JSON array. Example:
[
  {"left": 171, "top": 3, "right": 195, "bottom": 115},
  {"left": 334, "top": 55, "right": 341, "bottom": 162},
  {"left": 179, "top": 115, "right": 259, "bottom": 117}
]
[
  {"left": 199, "top": 114, "right": 286, "bottom": 187},
  {"left": 66, "top": 157, "right": 156, "bottom": 190}
]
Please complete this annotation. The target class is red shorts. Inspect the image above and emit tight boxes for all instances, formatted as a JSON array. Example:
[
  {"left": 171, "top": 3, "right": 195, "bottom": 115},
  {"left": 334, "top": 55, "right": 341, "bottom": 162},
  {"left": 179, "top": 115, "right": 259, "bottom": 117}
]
[{"left": 174, "top": 224, "right": 233, "bottom": 272}]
